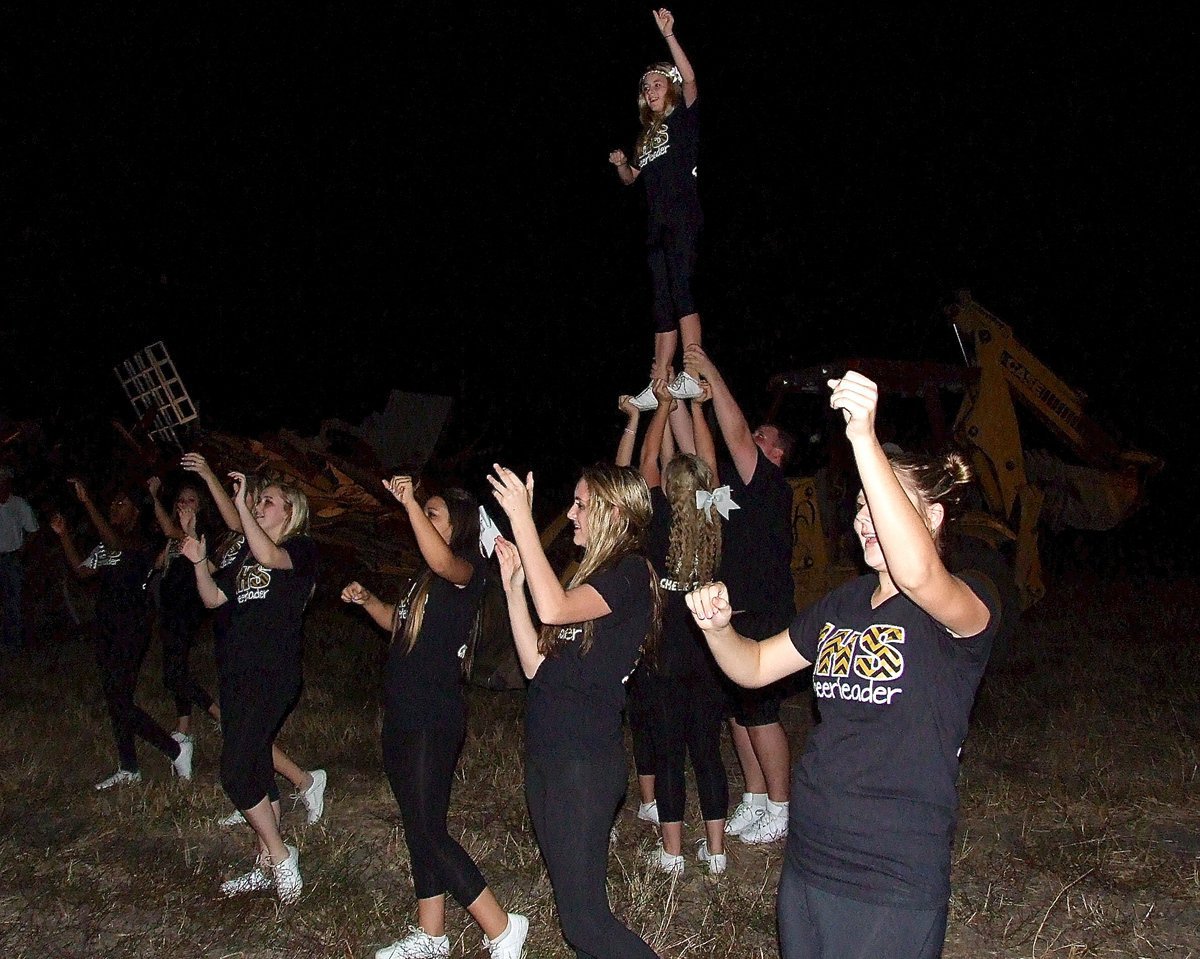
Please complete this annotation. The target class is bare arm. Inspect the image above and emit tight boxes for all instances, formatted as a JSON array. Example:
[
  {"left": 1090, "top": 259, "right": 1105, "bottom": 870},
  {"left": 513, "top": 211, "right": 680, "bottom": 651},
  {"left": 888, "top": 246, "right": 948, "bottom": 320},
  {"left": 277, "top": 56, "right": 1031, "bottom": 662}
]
[
  {"left": 690, "top": 384, "right": 717, "bottom": 474},
  {"left": 488, "top": 465, "right": 613, "bottom": 626},
  {"left": 667, "top": 391, "right": 696, "bottom": 455},
  {"left": 639, "top": 380, "right": 673, "bottom": 489},
  {"left": 230, "top": 472, "right": 294, "bottom": 569},
  {"left": 50, "top": 514, "right": 95, "bottom": 580},
  {"left": 654, "top": 9, "right": 698, "bottom": 106},
  {"left": 684, "top": 344, "right": 758, "bottom": 483},
  {"left": 341, "top": 581, "right": 398, "bottom": 632},
  {"left": 614, "top": 396, "right": 641, "bottom": 468},
  {"left": 686, "top": 582, "right": 809, "bottom": 687},
  {"left": 67, "top": 479, "right": 126, "bottom": 551},
  {"left": 180, "top": 533, "right": 228, "bottom": 608},
  {"left": 181, "top": 453, "right": 242, "bottom": 533},
  {"left": 147, "top": 477, "right": 185, "bottom": 539},
  {"left": 832, "top": 373, "right": 991, "bottom": 637},
  {"left": 384, "top": 476, "right": 473, "bottom": 586},
  {"left": 495, "top": 537, "right": 544, "bottom": 679},
  {"left": 609, "top": 149, "right": 641, "bottom": 186}
]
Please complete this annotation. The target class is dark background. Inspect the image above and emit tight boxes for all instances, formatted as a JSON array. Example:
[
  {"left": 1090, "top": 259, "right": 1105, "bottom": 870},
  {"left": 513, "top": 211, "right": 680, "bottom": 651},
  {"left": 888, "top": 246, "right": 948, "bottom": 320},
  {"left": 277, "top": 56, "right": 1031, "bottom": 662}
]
[{"left": 4, "top": 5, "right": 1193, "bottom": 553}]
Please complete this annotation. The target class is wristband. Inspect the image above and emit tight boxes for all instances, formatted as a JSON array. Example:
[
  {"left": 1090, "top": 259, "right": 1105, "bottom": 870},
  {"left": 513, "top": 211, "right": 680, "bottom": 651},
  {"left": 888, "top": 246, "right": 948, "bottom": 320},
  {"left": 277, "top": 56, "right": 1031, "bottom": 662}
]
[
  {"left": 192, "top": 554, "right": 208, "bottom": 565},
  {"left": 623, "top": 427, "right": 636, "bottom": 435}
]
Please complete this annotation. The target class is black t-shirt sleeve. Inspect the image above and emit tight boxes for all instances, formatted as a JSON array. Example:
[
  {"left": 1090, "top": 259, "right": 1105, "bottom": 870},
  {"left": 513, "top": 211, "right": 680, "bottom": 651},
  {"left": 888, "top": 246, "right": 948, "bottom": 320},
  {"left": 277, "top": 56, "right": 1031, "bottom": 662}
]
[
  {"left": 949, "top": 570, "right": 1002, "bottom": 663},
  {"left": 788, "top": 594, "right": 830, "bottom": 663},
  {"left": 281, "top": 536, "right": 318, "bottom": 581},
  {"left": 588, "top": 558, "right": 640, "bottom": 623}
]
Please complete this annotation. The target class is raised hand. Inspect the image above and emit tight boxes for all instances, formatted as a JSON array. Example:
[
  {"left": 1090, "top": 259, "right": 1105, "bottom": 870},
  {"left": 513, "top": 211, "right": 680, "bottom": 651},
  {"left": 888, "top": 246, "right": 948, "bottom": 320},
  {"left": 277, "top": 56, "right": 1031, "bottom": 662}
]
[
  {"left": 683, "top": 343, "right": 714, "bottom": 381},
  {"left": 685, "top": 581, "right": 733, "bottom": 631},
  {"left": 383, "top": 475, "right": 418, "bottom": 509},
  {"left": 67, "top": 478, "right": 89, "bottom": 504},
  {"left": 494, "top": 536, "right": 526, "bottom": 594},
  {"left": 651, "top": 377, "right": 675, "bottom": 409},
  {"left": 827, "top": 370, "right": 879, "bottom": 440},
  {"left": 180, "top": 533, "right": 207, "bottom": 565},
  {"left": 147, "top": 476, "right": 163, "bottom": 498},
  {"left": 619, "top": 394, "right": 640, "bottom": 417},
  {"left": 653, "top": 7, "right": 675, "bottom": 37},
  {"left": 487, "top": 464, "right": 534, "bottom": 522},
  {"left": 49, "top": 513, "right": 68, "bottom": 537},
  {"left": 693, "top": 379, "right": 713, "bottom": 405},
  {"left": 178, "top": 505, "right": 198, "bottom": 539},
  {"left": 181, "top": 452, "right": 217, "bottom": 483},
  {"left": 609, "top": 149, "right": 628, "bottom": 166},
  {"left": 228, "top": 471, "right": 247, "bottom": 505},
  {"left": 341, "top": 581, "right": 372, "bottom": 605}
]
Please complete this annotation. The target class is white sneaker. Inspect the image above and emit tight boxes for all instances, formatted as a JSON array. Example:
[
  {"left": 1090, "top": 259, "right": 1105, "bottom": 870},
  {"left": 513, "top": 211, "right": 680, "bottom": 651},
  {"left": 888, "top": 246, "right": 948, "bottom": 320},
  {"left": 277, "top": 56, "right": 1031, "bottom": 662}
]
[
  {"left": 220, "top": 857, "right": 273, "bottom": 897},
  {"left": 375, "top": 927, "right": 450, "bottom": 959},
  {"left": 297, "top": 769, "right": 327, "bottom": 824},
  {"left": 94, "top": 769, "right": 141, "bottom": 791},
  {"left": 628, "top": 384, "right": 658, "bottom": 411},
  {"left": 274, "top": 844, "right": 302, "bottom": 904},
  {"left": 725, "top": 795, "right": 766, "bottom": 836},
  {"left": 636, "top": 800, "right": 660, "bottom": 824},
  {"left": 648, "top": 843, "right": 684, "bottom": 875},
  {"left": 739, "top": 809, "right": 788, "bottom": 844},
  {"left": 667, "top": 371, "right": 704, "bottom": 400},
  {"left": 483, "top": 912, "right": 529, "bottom": 959},
  {"left": 696, "top": 839, "right": 728, "bottom": 875},
  {"left": 171, "top": 734, "right": 193, "bottom": 780},
  {"left": 217, "top": 809, "right": 247, "bottom": 826}
]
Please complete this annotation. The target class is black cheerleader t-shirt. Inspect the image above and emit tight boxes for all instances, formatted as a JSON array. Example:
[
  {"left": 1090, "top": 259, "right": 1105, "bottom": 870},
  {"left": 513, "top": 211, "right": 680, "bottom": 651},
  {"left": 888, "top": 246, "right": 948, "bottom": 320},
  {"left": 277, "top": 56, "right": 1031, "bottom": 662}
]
[
  {"left": 786, "top": 572, "right": 999, "bottom": 908},
  {"left": 525, "top": 553, "right": 653, "bottom": 761}
]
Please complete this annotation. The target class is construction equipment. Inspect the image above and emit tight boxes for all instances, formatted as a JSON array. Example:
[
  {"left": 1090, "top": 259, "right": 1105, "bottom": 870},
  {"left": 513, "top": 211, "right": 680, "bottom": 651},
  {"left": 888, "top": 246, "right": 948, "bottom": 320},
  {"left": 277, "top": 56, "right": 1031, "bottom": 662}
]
[{"left": 768, "top": 292, "right": 1162, "bottom": 616}]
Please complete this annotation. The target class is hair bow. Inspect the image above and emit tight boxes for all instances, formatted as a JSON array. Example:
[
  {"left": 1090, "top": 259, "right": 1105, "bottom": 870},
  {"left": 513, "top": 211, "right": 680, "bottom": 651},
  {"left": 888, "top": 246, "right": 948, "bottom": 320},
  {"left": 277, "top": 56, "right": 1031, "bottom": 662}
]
[{"left": 695, "top": 486, "right": 739, "bottom": 521}]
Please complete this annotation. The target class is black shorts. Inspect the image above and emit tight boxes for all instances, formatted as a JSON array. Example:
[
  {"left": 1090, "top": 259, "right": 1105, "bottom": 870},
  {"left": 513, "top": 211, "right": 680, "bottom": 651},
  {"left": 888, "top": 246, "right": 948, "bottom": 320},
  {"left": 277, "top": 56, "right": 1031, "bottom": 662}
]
[{"left": 646, "top": 215, "right": 701, "bottom": 334}]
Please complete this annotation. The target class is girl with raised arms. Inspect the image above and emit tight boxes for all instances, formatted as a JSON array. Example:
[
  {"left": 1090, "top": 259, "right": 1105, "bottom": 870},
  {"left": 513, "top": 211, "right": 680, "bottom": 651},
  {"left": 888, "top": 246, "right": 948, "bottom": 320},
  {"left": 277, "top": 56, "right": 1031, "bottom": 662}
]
[
  {"left": 490, "top": 463, "right": 662, "bottom": 959},
  {"left": 686, "top": 372, "right": 999, "bottom": 959},
  {"left": 609, "top": 9, "right": 706, "bottom": 410},
  {"left": 181, "top": 472, "right": 317, "bottom": 905},
  {"left": 342, "top": 476, "right": 527, "bottom": 959}
]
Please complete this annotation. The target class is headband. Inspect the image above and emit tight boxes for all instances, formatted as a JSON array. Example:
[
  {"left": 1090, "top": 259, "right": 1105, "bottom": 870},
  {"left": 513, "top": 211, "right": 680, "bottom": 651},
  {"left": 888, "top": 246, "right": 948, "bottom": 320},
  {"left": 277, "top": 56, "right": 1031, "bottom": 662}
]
[{"left": 641, "top": 65, "right": 683, "bottom": 89}]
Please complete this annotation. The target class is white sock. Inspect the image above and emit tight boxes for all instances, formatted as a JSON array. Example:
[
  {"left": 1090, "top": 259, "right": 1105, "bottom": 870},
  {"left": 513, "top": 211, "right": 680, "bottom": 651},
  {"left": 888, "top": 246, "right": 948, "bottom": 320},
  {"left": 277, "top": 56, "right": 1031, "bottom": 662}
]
[
  {"left": 749, "top": 792, "right": 768, "bottom": 809},
  {"left": 640, "top": 800, "right": 656, "bottom": 812},
  {"left": 766, "top": 799, "right": 789, "bottom": 818},
  {"left": 489, "top": 919, "right": 511, "bottom": 945}
]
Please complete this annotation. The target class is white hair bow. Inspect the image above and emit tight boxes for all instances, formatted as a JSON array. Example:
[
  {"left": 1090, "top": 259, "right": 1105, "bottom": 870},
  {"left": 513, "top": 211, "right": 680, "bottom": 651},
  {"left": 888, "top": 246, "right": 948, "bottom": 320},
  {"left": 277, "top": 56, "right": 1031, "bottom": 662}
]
[{"left": 696, "top": 486, "right": 739, "bottom": 521}]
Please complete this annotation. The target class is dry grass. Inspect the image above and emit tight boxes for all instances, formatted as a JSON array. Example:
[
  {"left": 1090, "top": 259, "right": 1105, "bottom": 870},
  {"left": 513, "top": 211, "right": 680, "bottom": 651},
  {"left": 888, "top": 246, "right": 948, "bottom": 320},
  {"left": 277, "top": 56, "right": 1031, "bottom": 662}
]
[{"left": 0, "top": 572, "right": 1197, "bottom": 958}]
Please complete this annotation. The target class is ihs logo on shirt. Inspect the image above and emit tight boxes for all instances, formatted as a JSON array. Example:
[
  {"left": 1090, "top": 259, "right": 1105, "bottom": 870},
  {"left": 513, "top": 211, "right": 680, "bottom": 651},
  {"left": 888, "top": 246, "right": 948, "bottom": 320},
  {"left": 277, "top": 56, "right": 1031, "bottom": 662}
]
[
  {"left": 235, "top": 563, "right": 272, "bottom": 604},
  {"left": 812, "top": 622, "right": 906, "bottom": 706},
  {"left": 639, "top": 125, "right": 670, "bottom": 166}
]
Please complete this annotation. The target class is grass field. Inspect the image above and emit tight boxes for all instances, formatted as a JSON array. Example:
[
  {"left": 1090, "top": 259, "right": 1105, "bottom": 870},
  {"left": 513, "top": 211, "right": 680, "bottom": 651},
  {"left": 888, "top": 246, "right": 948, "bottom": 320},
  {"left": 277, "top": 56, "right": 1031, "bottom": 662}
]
[{"left": 0, "top": 568, "right": 1196, "bottom": 958}]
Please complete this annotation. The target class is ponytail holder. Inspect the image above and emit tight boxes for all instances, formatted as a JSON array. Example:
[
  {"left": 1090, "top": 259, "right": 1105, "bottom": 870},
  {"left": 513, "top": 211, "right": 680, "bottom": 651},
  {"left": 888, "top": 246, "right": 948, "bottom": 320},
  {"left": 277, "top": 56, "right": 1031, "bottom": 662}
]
[{"left": 696, "top": 486, "right": 739, "bottom": 521}]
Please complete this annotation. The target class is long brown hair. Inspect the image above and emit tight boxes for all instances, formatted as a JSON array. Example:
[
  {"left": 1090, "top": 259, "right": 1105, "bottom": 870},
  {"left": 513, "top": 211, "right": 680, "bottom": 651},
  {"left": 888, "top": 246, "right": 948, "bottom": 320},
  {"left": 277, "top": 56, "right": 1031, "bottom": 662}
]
[
  {"left": 537, "top": 465, "right": 662, "bottom": 661},
  {"left": 392, "top": 488, "right": 482, "bottom": 660},
  {"left": 634, "top": 63, "right": 681, "bottom": 163},
  {"left": 663, "top": 453, "right": 721, "bottom": 587}
]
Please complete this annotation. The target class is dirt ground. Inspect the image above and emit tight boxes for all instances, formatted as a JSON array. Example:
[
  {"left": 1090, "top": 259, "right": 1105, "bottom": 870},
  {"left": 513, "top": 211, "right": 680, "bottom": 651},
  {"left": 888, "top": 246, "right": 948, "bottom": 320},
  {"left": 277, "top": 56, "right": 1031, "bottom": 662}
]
[{"left": 0, "top": 570, "right": 1196, "bottom": 958}]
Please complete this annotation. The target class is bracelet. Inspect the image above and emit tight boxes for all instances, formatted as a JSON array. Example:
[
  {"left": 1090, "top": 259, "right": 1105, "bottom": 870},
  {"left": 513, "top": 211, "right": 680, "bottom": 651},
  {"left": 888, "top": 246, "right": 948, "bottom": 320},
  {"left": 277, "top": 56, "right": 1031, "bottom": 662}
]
[
  {"left": 623, "top": 427, "right": 636, "bottom": 435},
  {"left": 664, "top": 34, "right": 674, "bottom": 38},
  {"left": 192, "top": 554, "right": 208, "bottom": 565}
]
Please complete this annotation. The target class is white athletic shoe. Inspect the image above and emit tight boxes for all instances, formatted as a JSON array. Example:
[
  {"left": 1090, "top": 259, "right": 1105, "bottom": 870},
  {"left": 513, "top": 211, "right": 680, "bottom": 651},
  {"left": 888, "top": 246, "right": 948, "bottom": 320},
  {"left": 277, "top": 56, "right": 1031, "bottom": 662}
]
[
  {"left": 667, "top": 371, "right": 704, "bottom": 400},
  {"left": 636, "top": 800, "right": 660, "bottom": 824},
  {"left": 274, "top": 844, "right": 302, "bottom": 904},
  {"left": 739, "top": 808, "right": 788, "bottom": 844},
  {"left": 628, "top": 384, "right": 659, "bottom": 412},
  {"left": 375, "top": 927, "right": 451, "bottom": 959},
  {"left": 648, "top": 842, "right": 684, "bottom": 875},
  {"left": 483, "top": 912, "right": 529, "bottom": 959},
  {"left": 171, "top": 734, "right": 193, "bottom": 781},
  {"left": 220, "top": 857, "right": 273, "bottom": 897},
  {"left": 725, "top": 795, "right": 766, "bottom": 836},
  {"left": 217, "top": 809, "right": 247, "bottom": 826},
  {"left": 94, "top": 769, "right": 141, "bottom": 791},
  {"left": 297, "top": 769, "right": 327, "bottom": 824},
  {"left": 696, "top": 839, "right": 728, "bottom": 875}
]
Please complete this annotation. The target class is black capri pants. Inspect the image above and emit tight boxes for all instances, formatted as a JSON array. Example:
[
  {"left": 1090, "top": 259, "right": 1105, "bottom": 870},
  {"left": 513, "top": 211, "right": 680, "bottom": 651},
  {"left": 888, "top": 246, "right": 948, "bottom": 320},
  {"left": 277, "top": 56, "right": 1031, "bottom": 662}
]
[
  {"left": 382, "top": 714, "right": 487, "bottom": 907},
  {"left": 161, "top": 613, "right": 215, "bottom": 719},
  {"left": 219, "top": 670, "right": 300, "bottom": 810},
  {"left": 97, "top": 616, "right": 180, "bottom": 772},
  {"left": 652, "top": 668, "right": 728, "bottom": 823},
  {"left": 647, "top": 215, "right": 701, "bottom": 334},
  {"left": 526, "top": 747, "right": 659, "bottom": 959}
]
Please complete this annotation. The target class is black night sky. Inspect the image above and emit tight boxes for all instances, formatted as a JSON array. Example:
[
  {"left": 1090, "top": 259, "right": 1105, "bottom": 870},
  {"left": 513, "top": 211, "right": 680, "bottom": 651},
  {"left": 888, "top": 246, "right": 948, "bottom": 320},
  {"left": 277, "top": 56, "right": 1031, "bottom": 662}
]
[{"left": 5, "top": 5, "right": 1194, "bottom": 546}]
